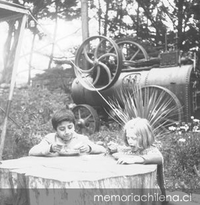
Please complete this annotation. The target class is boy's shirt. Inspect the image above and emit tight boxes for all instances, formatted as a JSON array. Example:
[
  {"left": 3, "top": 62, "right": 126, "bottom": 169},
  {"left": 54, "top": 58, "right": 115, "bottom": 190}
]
[{"left": 29, "top": 132, "right": 100, "bottom": 156}]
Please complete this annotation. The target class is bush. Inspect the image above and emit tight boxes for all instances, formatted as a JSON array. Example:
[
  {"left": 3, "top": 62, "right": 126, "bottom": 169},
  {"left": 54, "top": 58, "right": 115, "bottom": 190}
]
[
  {"left": 0, "top": 87, "right": 72, "bottom": 160},
  {"left": 161, "top": 122, "right": 200, "bottom": 192}
]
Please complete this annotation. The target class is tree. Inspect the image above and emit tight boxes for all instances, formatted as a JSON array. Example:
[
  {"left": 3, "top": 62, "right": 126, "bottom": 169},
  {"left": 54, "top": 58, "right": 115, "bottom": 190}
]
[
  {"left": 90, "top": 0, "right": 169, "bottom": 45},
  {"left": 1, "top": 18, "right": 22, "bottom": 84},
  {"left": 90, "top": 0, "right": 200, "bottom": 55},
  {"left": 0, "top": 0, "right": 80, "bottom": 84},
  {"left": 24, "top": 0, "right": 80, "bottom": 69},
  {"left": 32, "top": 66, "right": 75, "bottom": 93},
  {"left": 2, "top": 0, "right": 200, "bottom": 84}
]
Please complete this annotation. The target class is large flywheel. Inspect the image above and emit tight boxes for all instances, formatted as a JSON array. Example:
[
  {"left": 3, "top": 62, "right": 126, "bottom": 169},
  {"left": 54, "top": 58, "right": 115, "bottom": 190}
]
[
  {"left": 74, "top": 35, "right": 123, "bottom": 91},
  {"left": 116, "top": 37, "right": 149, "bottom": 67}
]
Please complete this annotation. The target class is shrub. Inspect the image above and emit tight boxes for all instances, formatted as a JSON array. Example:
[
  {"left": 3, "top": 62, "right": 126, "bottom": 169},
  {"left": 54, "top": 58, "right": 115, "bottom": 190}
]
[
  {"left": 161, "top": 120, "right": 200, "bottom": 191},
  {"left": 0, "top": 87, "right": 71, "bottom": 160}
]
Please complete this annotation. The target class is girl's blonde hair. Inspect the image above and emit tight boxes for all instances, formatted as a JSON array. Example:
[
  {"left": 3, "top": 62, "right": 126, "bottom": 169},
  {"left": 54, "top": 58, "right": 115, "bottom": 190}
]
[{"left": 123, "top": 117, "right": 155, "bottom": 150}]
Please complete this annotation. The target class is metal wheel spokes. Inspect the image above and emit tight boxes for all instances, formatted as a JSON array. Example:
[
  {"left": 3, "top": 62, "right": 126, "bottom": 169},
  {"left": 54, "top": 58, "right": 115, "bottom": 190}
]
[
  {"left": 75, "top": 35, "right": 123, "bottom": 91},
  {"left": 141, "top": 85, "right": 183, "bottom": 131},
  {"left": 72, "top": 104, "right": 100, "bottom": 135},
  {"left": 116, "top": 38, "right": 149, "bottom": 66}
]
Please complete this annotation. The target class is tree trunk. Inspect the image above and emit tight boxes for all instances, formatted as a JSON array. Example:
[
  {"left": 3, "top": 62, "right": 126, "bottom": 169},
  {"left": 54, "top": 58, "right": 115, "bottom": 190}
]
[
  {"left": 47, "top": 5, "right": 58, "bottom": 70},
  {"left": 28, "top": 32, "right": 36, "bottom": 85},
  {"left": 177, "top": 1, "right": 184, "bottom": 49},
  {"left": 103, "top": 0, "right": 109, "bottom": 37},
  {"left": 81, "top": 0, "right": 89, "bottom": 41},
  {"left": 98, "top": 0, "right": 102, "bottom": 35},
  {"left": 0, "top": 155, "right": 158, "bottom": 205},
  {"left": 1, "top": 19, "right": 20, "bottom": 84}
]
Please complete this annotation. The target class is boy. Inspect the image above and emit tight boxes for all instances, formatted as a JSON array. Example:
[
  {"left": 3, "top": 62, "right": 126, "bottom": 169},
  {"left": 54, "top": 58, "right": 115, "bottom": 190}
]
[{"left": 29, "top": 108, "right": 106, "bottom": 156}]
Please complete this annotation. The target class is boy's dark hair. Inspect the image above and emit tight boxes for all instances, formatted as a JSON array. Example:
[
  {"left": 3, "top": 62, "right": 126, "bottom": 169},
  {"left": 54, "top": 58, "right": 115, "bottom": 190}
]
[{"left": 51, "top": 108, "right": 75, "bottom": 130}]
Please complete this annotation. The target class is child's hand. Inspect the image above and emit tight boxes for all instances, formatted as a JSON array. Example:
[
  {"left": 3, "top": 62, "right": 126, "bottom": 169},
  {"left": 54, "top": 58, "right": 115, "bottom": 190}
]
[
  {"left": 112, "top": 152, "right": 122, "bottom": 160},
  {"left": 74, "top": 143, "right": 91, "bottom": 153},
  {"left": 117, "top": 156, "right": 144, "bottom": 164},
  {"left": 107, "top": 141, "right": 118, "bottom": 154},
  {"left": 50, "top": 144, "right": 62, "bottom": 153}
]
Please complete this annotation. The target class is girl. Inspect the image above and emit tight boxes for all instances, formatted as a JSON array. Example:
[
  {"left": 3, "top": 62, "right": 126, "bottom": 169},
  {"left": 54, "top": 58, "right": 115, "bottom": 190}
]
[
  {"left": 108, "top": 117, "right": 166, "bottom": 199},
  {"left": 29, "top": 108, "right": 106, "bottom": 156},
  {"left": 108, "top": 117, "right": 163, "bottom": 165}
]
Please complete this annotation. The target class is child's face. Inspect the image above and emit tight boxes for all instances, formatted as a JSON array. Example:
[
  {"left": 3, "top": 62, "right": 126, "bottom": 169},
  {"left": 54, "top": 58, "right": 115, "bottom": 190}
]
[
  {"left": 56, "top": 121, "right": 75, "bottom": 141},
  {"left": 126, "top": 129, "right": 138, "bottom": 149}
]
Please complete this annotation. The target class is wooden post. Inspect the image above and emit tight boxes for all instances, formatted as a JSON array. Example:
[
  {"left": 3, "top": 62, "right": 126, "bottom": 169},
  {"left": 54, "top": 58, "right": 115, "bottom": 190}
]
[
  {"left": 81, "top": 0, "right": 89, "bottom": 70},
  {"left": 81, "top": 0, "right": 89, "bottom": 41},
  {"left": 28, "top": 33, "right": 36, "bottom": 85},
  {"left": 0, "top": 14, "right": 28, "bottom": 160},
  {"left": 165, "top": 33, "right": 167, "bottom": 52},
  {"left": 47, "top": 3, "right": 58, "bottom": 70}
]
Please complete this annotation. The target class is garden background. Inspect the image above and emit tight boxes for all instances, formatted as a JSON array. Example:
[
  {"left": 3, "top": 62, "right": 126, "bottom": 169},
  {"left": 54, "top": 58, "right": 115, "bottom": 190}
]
[{"left": 0, "top": 0, "right": 200, "bottom": 199}]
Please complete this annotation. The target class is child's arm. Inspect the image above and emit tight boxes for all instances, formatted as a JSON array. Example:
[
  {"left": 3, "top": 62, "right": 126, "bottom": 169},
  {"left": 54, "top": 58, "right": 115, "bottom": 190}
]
[
  {"left": 107, "top": 141, "right": 131, "bottom": 154},
  {"left": 141, "top": 147, "right": 163, "bottom": 165},
  {"left": 75, "top": 135, "right": 106, "bottom": 154},
  {"left": 115, "top": 147, "right": 163, "bottom": 165},
  {"left": 117, "top": 155, "right": 145, "bottom": 164},
  {"left": 82, "top": 139, "right": 106, "bottom": 154},
  {"left": 89, "top": 143, "right": 106, "bottom": 154},
  {"left": 29, "top": 140, "right": 55, "bottom": 156},
  {"left": 29, "top": 134, "right": 59, "bottom": 156}
]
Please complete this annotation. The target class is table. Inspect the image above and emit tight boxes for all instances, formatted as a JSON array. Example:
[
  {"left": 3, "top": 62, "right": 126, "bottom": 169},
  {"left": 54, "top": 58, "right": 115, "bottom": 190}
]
[{"left": 0, "top": 154, "right": 158, "bottom": 205}]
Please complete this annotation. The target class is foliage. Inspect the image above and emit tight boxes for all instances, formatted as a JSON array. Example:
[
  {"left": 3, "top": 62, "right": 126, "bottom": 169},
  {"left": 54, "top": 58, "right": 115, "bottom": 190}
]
[
  {"left": 0, "top": 87, "right": 72, "bottom": 160},
  {"left": 168, "top": 117, "right": 200, "bottom": 133},
  {"left": 159, "top": 118, "right": 200, "bottom": 192},
  {"left": 89, "top": 0, "right": 200, "bottom": 52},
  {"left": 1, "top": 86, "right": 200, "bottom": 192},
  {"left": 1, "top": 0, "right": 81, "bottom": 83},
  {"left": 3, "top": 0, "right": 200, "bottom": 84},
  {"left": 32, "top": 67, "right": 75, "bottom": 93},
  {"left": 22, "top": 0, "right": 80, "bottom": 20},
  {"left": 161, "top": 133, "right": 200, "bottom": 192},
  {"left": 108, "top": 85, "right": 181, "bottom": 137}
]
